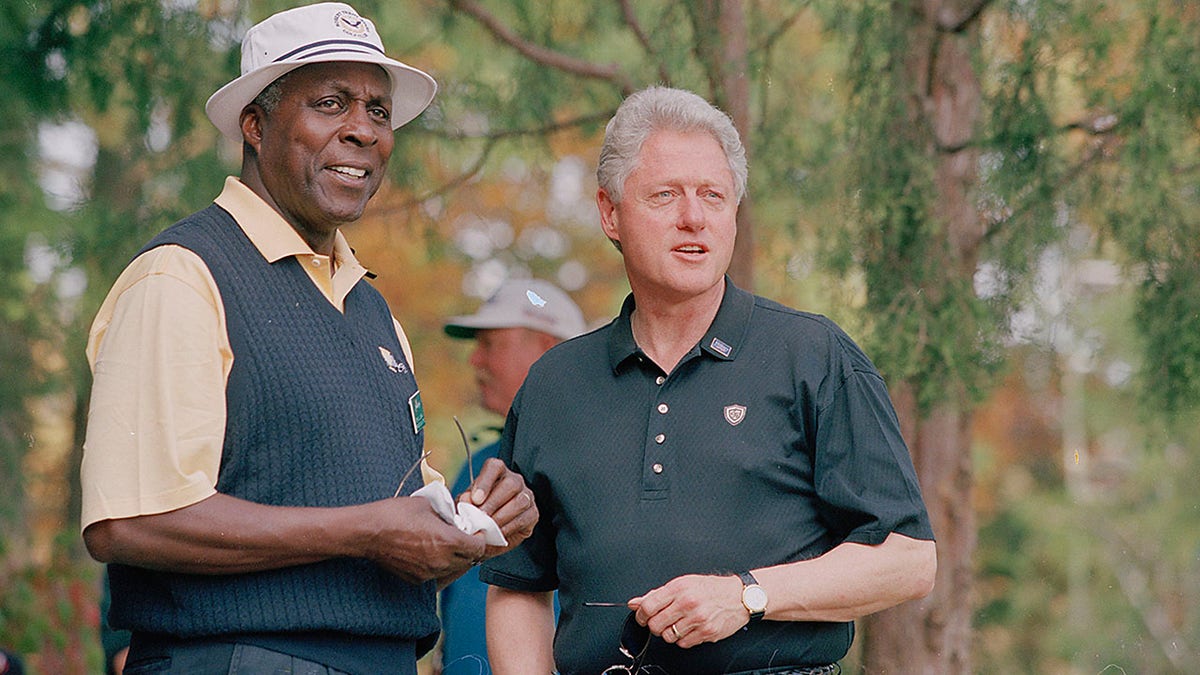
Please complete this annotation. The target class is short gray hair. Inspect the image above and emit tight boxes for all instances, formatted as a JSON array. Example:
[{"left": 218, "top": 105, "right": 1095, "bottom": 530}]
[
  {"left": 597, "top": 86, "right": 748, "bottom": 204},
  {"left": 251, "top": 70, "right": 296, "bottom": 115}
]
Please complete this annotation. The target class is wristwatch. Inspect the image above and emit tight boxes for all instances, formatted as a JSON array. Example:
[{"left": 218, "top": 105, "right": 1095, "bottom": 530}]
[{"left": 737, "top": 571, "right": 768, "bottom": 623}]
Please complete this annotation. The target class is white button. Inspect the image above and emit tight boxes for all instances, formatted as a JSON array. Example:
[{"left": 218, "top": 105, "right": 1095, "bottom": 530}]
[
  {"left": 655, "top": 434, "right": 665, "bottom": 444},
  {"left": 311, "top": 258, "right": 322, "bottom": 267},
  {"left": 657, "top": 403, "right": 669, "bottom": 414},
  {"left": 652, "top": 463, "right": 664, "bottom": 474},
  {"left": 656, "top": 376, "right": 665, "bottom": 385}
]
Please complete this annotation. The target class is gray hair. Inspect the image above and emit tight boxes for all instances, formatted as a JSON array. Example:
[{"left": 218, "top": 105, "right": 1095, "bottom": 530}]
[
  {"left": 241, "top": 71, "right": 297, "bottom": 155},
  {"left": 597, "top": 86, "right": 748, "bottom": 204},
  {"left": 250, "top": 70, "right": 296, "bottom": 115}
]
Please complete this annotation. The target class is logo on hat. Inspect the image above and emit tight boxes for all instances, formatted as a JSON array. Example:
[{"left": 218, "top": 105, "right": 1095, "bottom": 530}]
[
  {"left": 333, "top": 9, "right": 371, "bottom": 37},
  {"left": 723, "top": 404, "right": 747, "bottom": 426}
]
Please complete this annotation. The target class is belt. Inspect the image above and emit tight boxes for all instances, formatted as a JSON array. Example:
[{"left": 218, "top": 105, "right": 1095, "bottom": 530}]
[{"left": 733, "top": 665, "right": 839, "bottom": 675}]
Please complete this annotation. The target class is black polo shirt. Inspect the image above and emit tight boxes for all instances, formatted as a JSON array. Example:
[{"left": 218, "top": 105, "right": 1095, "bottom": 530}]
[{"left": 480, "top": 280, "right": 934, "bottom": 675}]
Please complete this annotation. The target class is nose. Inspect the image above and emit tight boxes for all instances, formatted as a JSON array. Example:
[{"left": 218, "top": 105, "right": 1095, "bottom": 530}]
[
  {"left": 340, "top": 103, "right": 380, "bottom": 147},
  {"left": 678, "top": 193, "right": 706, "bottom": 230}
]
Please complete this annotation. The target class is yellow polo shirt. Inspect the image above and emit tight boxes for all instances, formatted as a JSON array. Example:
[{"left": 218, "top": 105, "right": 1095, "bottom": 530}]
[{"left": 80, "top": 177, "right": 422, "bottom": 531}]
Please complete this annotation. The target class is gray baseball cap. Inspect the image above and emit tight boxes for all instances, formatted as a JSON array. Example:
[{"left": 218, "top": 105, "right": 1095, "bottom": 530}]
[{"left": 444, "top": 279, "right": 586, "bottom": 341}]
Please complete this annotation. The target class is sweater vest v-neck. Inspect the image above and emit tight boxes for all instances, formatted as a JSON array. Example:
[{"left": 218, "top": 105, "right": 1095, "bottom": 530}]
[{"left": 107, "top": 204, "right": 438, "bottom": 643}]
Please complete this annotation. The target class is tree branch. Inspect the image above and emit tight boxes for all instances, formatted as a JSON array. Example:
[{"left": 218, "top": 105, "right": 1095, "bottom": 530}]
[
  {"left": 389, "top": 138, "right": 499, "bottom": 212},
  {"left": 683, "top": 1, "right": 724, "bottom": 105},
  {"left": 980, "top": 133, "right": 1116, "bottom": 245},
  {"left": 619, "top": 0, "right": 671, "bottom": 84},
  {"left": 936, "top": 0, "right": 994, "bottom": 33},
  {"left": 448, "top": 0, "right": 635, "bottom": 94},
  {"left": 757, "top": 7, "right": 807, "bottom": 52},
  {"left": 417, "top": 110, "right": 615, "bottom": 141},
  {"left": 394, "top": 109, "right": 615, "bottom": 209}
]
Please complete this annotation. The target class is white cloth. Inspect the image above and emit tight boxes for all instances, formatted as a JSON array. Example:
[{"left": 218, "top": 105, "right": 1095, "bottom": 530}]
[{"left": 412, "top": 483, "right": 507, "bottom": 546}]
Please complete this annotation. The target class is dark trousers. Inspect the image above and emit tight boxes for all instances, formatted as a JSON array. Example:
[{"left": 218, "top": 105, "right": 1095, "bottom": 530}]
[{"left": 124, "top": 638, "right": 348, "bottom": 675}]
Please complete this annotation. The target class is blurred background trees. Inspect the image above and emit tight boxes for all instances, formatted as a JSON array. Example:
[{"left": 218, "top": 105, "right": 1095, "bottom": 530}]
[{"left": 1, "top": 0, "right": 1197, "bottom": 673}]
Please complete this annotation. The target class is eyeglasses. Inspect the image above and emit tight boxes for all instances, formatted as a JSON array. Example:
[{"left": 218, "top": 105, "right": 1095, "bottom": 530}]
[
  {"left": 453, "top": 415, "right": 474, "bottom": 483},
  {"left": 601, "top": 611, "right": 654, "bottom": 674},
  {"left": 582, "top": 604, "right": 667, "bottom": 675},
  {"left": 392, "top": 417, "right": 474, "bottom": 498}
]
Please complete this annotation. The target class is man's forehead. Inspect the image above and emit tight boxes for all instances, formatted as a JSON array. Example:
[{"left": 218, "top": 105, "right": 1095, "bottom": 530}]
[
  {"left": 631, "top": 130, "right": 734, "bottom": 180},
  {"left": 277, "top": 62, "right": 391, "bottom": 97}
]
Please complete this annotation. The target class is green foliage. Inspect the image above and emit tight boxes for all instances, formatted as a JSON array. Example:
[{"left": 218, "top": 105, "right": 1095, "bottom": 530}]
[
  {"left": 3, "top": 0, "right": 1200, "bottom": 670},
  {"left": 975, "top": 383, "right": 1200, "bottom": 672},
  {"left": 0, "top": 534, "right": 105, "bottom": 673},
  {"left": 1083, "top": 3, "right": 1200, "bottom": 414},
  {"left": 834, "top": 0, "right": 1011, "bottom": 409}
]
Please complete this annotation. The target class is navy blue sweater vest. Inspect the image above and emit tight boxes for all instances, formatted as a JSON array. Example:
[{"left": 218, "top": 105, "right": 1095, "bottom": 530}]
[{"left": 107, "top": 204, "right": 438, "bottom": 643}]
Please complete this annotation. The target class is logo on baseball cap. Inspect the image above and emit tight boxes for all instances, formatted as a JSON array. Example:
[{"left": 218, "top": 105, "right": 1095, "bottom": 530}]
[{"left": 444, "top": 279, "right": 587, "bottom": 341}]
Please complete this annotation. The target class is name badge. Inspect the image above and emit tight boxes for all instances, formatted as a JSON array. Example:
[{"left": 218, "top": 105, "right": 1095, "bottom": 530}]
[{"left": 408, "top": 390, "right": 425, "bottom": 435}]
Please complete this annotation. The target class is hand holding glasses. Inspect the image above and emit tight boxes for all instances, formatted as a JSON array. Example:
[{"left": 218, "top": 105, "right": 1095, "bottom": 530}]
[{"left": 585, "top": 602, "right": 667, "bottom": 675}]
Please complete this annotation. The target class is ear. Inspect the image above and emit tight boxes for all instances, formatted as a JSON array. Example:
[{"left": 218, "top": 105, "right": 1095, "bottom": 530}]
[
  {"left": 597, "top": 188, "right": 620, "bottom": 245},
  {"left": 239, "top": 105, "right": 265, "bottom": 154}
]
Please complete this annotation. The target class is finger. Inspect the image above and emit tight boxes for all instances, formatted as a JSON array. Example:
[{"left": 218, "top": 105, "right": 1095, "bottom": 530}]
[
  {"left": 488, "top": 488, "right": 537, "bottom": 530},
  {"left": 463, "top": 458, "right": 520, "bottom": 507},
  {"left": 634, "top": 584, "right": 673, "bottom": 624}
]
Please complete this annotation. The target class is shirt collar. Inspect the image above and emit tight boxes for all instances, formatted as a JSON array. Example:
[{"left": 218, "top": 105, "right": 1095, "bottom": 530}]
[
  {"left": 608, "top": 276, "right": 755, "bottom": 372},
  {"left": 212, "top": 176, "right": 366, "bottom": 275}
]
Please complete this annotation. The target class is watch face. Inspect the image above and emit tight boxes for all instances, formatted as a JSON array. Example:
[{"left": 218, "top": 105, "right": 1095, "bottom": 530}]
[{"left": 743, "top": 585, "right": 768, "bottom": 612}]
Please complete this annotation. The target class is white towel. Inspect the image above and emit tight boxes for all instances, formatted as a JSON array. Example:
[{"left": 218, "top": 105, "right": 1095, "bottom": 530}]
[{"left": 412, "top": 483, "right": 508, "bottom": 547}]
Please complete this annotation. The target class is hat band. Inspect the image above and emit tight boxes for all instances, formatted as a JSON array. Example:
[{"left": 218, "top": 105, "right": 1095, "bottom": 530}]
[{"left": 274, "top": 38, "right": 387, "bottom": 63}]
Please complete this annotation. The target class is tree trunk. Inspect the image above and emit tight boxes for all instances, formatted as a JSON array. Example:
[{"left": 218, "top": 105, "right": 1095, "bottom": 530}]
[
  {"left": 862, "top": 387, "right": 975, "bottom": 673},
  {"left": 861, "top": 1, "right": 984, "bottom": 671},
  {"left": 714, "top": 0, "right": 755, "bottom": 290}
]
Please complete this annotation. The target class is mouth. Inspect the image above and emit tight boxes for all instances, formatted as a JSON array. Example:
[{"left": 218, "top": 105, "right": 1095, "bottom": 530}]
[
  {"left": 674, "top": 244, "right": 707, "bottom": 255},
  {"left": 328, "top": 165, "right": 369, "bottom": 180}
]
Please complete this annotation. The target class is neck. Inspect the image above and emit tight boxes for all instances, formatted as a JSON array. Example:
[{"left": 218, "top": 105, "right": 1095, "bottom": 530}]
[
  {"left": 630, "top": 280, "right": 724, "bottom": 373},
  {"left": 239, "top": 164, "right": 337, "bottom": 257}
]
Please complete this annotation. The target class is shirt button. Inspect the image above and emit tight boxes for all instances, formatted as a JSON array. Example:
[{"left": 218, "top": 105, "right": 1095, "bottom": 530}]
[
  {"left": 657, "top": 403, "right": 669, "bottom": 414},
  {"left": 652, "top": 463, "right": 664, "bottom": 474},
  {"left": 311, "top": 258, "right": 322, "bottom": 267},
  {"left": 655, "top": 434, "right": 665, "bottom": 444},
  {"left": 656, "top": 376, "right": 665, "bottom": 385}
]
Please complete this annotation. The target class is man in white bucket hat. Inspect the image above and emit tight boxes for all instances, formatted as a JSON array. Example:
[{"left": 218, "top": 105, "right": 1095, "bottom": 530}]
[{"left": 79, "top": 4, "right": 537, "bottom": 673}]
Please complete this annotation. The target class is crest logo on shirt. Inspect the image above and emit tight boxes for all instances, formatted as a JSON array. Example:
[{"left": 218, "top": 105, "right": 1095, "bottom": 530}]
[
  {"left": 378, "top": 346, "right": 408, "bottom": 374},
  {"left": 723, "top": 404, "right": 747, "bottom": 426}
]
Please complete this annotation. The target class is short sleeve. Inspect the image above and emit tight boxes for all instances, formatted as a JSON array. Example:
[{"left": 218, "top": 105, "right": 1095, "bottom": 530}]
[
  {"left": 80, "top": 246, "right": 230, "bottom": 531},
  {"left": 810, "top": 332, "right": 934, "bottom": 546},
  {"left": 478, "top": 390, "right": 560, "bottom": 592}
]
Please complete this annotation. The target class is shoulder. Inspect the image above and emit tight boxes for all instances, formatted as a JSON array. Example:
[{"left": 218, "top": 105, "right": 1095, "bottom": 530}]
[
  {"left": 747, "top": 295, "right": 880, "bottom": 376},
  {"left": 527, "top": 320, "right": 613, "bottom": 375}
]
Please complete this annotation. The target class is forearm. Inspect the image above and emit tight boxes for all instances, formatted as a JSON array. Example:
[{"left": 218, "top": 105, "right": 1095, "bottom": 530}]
[
  {"left": 756, "top": 532, "right": 937, "bottom": 623},
  {"left": 83, "top": 493, "right": 369, "bottom": 574},
  {"left": 487, "top": 587, "right": 555, "bottom": 675}
]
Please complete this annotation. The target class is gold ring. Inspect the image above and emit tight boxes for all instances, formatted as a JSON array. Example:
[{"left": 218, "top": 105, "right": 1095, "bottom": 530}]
[
  {"left": 520, "top": 492, "right": 533, "bottom": 508},
  {"left": 668, "top": 624, "right": 679, "bottom": 641}
]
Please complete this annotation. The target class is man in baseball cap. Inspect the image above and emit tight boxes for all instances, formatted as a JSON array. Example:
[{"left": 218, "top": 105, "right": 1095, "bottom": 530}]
[
  {"left": 80, "top": 5, "right": 537, "bottom": 673},
  {"left": 438, "top": 278, "right": 583, "bottom": 674}
]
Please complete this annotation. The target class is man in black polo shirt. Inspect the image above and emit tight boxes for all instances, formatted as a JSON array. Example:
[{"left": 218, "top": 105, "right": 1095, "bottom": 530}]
[{"left": 480, "top": 86, "right": 937, "bottom": 675}]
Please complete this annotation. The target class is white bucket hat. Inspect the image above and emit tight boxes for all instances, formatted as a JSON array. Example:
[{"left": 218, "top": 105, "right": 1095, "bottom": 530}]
[
  {"left": 205, "top": 2, "right": 437, "bottom": 141},
  {"left": 444, "top": 279, "right": 588, "bottom": 342}
]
